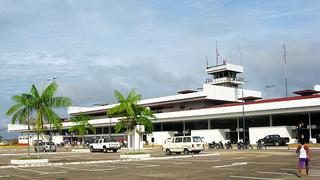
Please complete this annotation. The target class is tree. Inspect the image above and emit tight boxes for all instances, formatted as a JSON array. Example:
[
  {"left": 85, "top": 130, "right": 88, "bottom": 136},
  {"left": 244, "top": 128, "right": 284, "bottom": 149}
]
[
  {"left": 6, "top": 94, "right": 34, "bottom": 159},
  {"left": 108, "top": 89, "right": 156, "bottom": 151},
  {"left": 68, "top": 114, "right": 94, "bottom": 146},
  {"left": 28, "top": 82, "right": 72, "bottom": 157}
]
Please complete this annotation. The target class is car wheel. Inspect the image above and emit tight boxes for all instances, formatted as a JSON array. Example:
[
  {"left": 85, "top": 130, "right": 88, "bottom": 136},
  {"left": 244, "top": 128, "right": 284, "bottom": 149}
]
[
  {"left": 165, "top": 149, "right": 171, "bottom": 155},
  {"left": 90, "top": 147, "right": 94, "bottom": 152},
  {"left": 113, "top": 149, "right": 117, "bottom": 153},
  {"left": 103, "top": 147, "right": 107, "bottom": 153},
  {"left": 275, "top": 141, "right": 280, "bottom": 146},
  {"left": 183, "top": 148, "right": 189, "bottom": 155}
]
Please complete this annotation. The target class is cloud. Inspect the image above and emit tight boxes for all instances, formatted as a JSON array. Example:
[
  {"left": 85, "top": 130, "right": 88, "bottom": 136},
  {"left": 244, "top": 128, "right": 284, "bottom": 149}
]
[{"left": 1, "top": 0, "right": 320, "bottom": 138}]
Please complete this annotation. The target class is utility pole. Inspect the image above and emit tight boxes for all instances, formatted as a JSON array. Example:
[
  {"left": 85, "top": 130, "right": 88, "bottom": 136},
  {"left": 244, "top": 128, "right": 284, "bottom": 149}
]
[
  {"left": 216, "top": 40, "right": 219, "bottom": 65},
  {"left": 283, "top": 44, "right": 288, "bottom": 97}
]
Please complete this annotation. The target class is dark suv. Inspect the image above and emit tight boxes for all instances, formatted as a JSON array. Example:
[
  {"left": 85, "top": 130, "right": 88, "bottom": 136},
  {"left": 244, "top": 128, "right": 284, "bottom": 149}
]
[{"left": 257, "top": 134, "right": 289, "bottom": 146}]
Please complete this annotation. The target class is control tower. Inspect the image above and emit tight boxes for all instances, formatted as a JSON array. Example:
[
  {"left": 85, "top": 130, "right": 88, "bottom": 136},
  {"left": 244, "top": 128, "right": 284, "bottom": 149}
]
[{"left": 206, "top": 62, "right": 244, "bottom": 87}]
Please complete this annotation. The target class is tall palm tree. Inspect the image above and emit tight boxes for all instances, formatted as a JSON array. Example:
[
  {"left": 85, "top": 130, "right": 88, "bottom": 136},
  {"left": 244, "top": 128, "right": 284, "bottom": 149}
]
[
  {"left": 108, "top": 89, "right": 155, "bottom": 151},
  {"left": 29, "top": 82, "right": 72, "bottom": 157},
  {"left": 68, "top": 114, "right": 95, "bottom": 146},
  {"left": 6, "top": 94, "right": 33, "bottom": 159}
]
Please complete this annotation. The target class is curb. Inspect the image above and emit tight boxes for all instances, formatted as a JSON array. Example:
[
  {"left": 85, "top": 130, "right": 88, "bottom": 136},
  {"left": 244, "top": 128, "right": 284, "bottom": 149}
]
[{"left": 0, "top": 153, "right": 219, "bottom": 169}]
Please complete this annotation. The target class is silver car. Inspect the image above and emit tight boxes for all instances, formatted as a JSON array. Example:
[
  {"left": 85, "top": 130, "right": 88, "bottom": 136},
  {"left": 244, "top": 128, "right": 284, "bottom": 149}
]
[{"left": 34, "top": 142, "right": 56, "bottom": 152}]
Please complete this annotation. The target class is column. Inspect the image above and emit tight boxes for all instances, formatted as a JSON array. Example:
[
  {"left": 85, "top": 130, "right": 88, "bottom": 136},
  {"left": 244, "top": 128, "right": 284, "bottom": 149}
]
[
  {"left": 183, "top": 121, "right": 186, "bottom": 135},
  {"left": 308, "top": 113, "right": 312, "bottom": 142},
  {"left": 208, "top": 119, "right": 211, "bottom": 129},
  {"left": 237, "top": 118, "right": 240, "bottom": 142},
  {"left": 269, "top": 115, "right": 273, "bottom": 127}
]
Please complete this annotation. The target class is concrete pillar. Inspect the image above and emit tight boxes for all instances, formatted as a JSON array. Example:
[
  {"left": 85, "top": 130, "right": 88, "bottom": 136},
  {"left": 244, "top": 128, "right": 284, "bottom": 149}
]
[
  {"left": 183, "top": 121, "right": 186, "bottom": 135},
  {"left": 237, "top": 118, "right": 240, "bottom": 142},
  {"left": 269, "top": 115, "right": 273, "bottom": 127},
  {"left": 308, "top": 113, "right": 312, "bottom": 142},
  {"left": 208, "top": 119, "right": 211, "bottom": 130},
  {"left": 160, "top": 123, "right": 163, "bottom": 131}
]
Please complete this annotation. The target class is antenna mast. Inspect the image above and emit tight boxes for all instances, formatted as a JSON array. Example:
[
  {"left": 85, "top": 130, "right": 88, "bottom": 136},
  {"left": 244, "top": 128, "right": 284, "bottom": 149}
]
[
  {"left": 216, "top": 40, "right": 219, "bottom": 65},
  {"left": 206, "top": 56, "right": 208, "bottom": 69},
  {"left": 283, "top": 44, "right": 288, "bottom": 97}
]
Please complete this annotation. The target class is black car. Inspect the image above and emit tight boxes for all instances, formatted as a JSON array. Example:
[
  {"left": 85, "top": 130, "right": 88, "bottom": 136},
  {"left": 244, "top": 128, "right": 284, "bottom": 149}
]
[{"left": 257, "top": 134, "right": 289, "bottom": 146}]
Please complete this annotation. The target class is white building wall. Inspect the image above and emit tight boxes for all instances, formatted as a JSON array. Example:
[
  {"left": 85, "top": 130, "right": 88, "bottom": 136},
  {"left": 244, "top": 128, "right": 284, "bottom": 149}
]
[
  {"left": 191, "top": 129, "right": 226, "bottom": 143},
  {"left": 249, "top": 126, "right": 295, "bottom": 144},
  {"left": 147, "top": 131, "right": 176, "bottom": 145}
]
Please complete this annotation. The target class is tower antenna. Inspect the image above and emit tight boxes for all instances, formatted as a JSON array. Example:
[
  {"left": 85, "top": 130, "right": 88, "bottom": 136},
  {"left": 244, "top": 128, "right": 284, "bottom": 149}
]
[
  {"left": 283, "top": 44, "right": 288, "bottom": 97},
  {"left": 216, "top": 40, "right": 219, "bottom": 65},
  {"left": 206, "top": 56, "right": 208, "bottom": 69}
]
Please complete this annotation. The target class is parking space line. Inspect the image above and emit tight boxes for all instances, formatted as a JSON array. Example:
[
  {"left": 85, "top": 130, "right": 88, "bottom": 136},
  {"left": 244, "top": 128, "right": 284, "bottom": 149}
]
[
  {"left": 0, "top": 175, "right": 10, "bottom": 178},
  {"left": 88, "top": 168, "right": 114, "bottom": 171},
  {"left": 136, "top": 164, "right": 159, "bottom": 168},
  {"left": 174, "top": 162, "right": 192, "bottom": 165},
  {"left": 10, "top": 174, "right": 34, "bottom": 180},
  {"left": 15, "top": 167, "right": 67, "bottom": 175},
  {"left": 213, "top": 162, "right": 248, "bottom": 168},
  {"left": 234, "top": 157, "right": 247, "bottom": 160},
  {"left": 230, "top": 175, "right": 282, "bottom": 180},
  {"left": 257, "top": 171, "right": 295, "bottom": 176}
]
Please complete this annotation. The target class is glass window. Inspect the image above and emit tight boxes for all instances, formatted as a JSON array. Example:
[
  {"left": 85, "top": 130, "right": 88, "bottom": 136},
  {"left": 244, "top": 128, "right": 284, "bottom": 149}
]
[
  {"left": 183, "top": 137, "right": 191, "bottom": 143},
  {"left": 175, "top": 137, "right": 182, "bottom": 143},
  {"left": 192, "top": 136, "right": 202, "bottom": 142}
]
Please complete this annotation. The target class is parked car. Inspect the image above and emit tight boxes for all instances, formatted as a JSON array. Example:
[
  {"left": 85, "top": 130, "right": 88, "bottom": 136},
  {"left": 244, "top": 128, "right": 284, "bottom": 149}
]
[
  {"left": 257, "top": 134, "right": 289, "bottom": 146},
  {"left": 163, "top": 136, "right": 205, "bottom": 155},
  {"left": 0, "top": 141, "right": 9, "bottom": 146},
  {"left": 89, "top": 138, "right": 121, "bottom": 153},
  {"left": 34, "top": 142, "right": 56, "bottom": 152}
]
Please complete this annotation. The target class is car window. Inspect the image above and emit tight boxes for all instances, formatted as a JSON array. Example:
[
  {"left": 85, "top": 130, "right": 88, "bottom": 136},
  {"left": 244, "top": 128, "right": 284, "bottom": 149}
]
[
  {"left": 46, "top": 142, "right": 54, "bottom": 145},
  {"left": 175, "top": 137, "right": 182, "bottom": 143},
  {"left": 183, "top": 137, "right": 191, "bottom": 143},
  {"left": 99, "top": 140, "right": 102, "bottom": 143},
  {"left": 192, "top": 136, "right": 202, "bottom": 142}
]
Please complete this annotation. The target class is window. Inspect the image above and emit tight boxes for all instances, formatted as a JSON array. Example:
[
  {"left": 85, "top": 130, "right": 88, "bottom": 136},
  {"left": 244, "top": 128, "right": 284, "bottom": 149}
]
[
  {"left": 175, "top": 137, "right": 182, "bottom": 143},
  {"left": 193, "top": 136, "right": 202, "bottom": 142},
  {"left": 183, "top": 137, "right": 191, "bottom": 143},
  {"left": 99, "top": 140, "right": 102, "bottom": 143}
]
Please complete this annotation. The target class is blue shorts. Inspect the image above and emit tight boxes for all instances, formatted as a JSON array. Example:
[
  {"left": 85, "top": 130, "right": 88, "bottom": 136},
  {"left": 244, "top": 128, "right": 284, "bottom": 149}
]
[{"left": 299, "top": 158, "right": 308, "bottom": 168}]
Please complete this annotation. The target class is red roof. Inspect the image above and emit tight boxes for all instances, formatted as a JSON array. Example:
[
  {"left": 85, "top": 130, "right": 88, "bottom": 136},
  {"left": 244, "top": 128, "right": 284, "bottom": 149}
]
[
  {"left": 202, "top": 94, "right": 320, "bottom": 110},
  {"left": 293, "top": 89, "right": 320, "bottom": 96}
]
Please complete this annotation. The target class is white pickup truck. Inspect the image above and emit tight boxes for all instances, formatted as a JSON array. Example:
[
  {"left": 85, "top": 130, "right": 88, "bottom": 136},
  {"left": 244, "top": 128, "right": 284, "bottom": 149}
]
[{"left": 89, "top": 138, "right": 121, "bottom": 153}]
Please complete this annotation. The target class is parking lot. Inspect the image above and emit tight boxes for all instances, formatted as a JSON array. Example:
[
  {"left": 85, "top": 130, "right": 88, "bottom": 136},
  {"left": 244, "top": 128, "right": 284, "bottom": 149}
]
[{"left": 0, "top": 149, "right": 320, "bottom": 179}]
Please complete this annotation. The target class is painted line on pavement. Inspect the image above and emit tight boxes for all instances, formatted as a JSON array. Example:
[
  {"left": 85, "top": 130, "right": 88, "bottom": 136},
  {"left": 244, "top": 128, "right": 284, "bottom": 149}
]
[
  {"left": 174, "top": 162, "right": 192, "bottom": 165},
  {"left": 230, "top": 175, "right": 282, "bottom": 180},
  {"left": 0, "top": 175, "right": 10, "bottom": 178},
  {"left": 15, "top": 167, "right": 66, "bottom": 175},
  {"left": 213, "top": 162, "right": 248, "bottom": 168},
  {"left": 257, "top": 171, "right": 295, "bottom": 176},
  {"left": 136, "top": 164, "right": 159, "bottom": 168},
  {"left": 0, "top": 153, "right": 220, "bottom": 169}
]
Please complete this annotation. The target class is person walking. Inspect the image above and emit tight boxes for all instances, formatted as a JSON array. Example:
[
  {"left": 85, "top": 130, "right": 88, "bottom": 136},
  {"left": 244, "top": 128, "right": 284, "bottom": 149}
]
[{"left": 296, "top": 141, "right": 311, "bottom": 177}]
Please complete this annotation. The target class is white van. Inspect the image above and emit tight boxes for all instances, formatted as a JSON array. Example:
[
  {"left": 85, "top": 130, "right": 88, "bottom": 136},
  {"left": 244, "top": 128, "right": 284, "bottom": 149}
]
[{"left": 163, "top": 136, "right": 205, "bottom": 155}]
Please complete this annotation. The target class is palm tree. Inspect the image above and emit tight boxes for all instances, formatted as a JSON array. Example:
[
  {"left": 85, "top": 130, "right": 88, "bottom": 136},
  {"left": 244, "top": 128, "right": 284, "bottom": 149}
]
[
  {"left": 28, "top": 82, "right": 72, "bottom": 157},
  {"left": 108, "top": 89, "right": 155, "bottom": 151},
  {"left": 6, "top": 93, "right": 34, "bottom": 159},
  {"left": 68, "top": 114, "right": 95, "bottom": 147}
]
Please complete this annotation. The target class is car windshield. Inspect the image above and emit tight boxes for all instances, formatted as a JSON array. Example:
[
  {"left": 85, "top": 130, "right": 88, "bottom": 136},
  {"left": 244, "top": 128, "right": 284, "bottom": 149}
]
[{"left": 193, "top": 136, "right": 202, "bottom": 142}]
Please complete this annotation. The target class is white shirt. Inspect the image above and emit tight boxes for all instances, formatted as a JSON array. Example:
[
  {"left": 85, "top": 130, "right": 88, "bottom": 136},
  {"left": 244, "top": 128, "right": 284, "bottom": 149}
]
[{"left": 299, "top": 145, "right": 307, "bottom": 158}]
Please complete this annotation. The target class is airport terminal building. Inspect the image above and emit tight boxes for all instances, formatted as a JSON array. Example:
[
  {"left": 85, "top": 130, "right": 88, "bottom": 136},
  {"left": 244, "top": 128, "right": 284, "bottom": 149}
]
[{"left": 8, "top": 63, "right": 320, "bottom": 145}]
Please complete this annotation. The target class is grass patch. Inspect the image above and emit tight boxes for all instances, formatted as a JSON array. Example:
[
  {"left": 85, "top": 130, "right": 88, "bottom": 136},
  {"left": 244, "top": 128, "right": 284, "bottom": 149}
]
[
  {"left": 0, "top": 146, "right": 28, "bottom": 149},
  {"left": 14, "top": 156, "right": 42, "bottom": 160},
  {"left": 123, "top": 152, "right": 146, "bottom": 155}
]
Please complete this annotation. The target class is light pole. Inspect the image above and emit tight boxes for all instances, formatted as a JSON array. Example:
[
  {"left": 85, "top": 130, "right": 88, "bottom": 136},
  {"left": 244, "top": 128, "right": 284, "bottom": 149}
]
[{"left": 46, "top": 77, "right": 56, "bottom": 152}]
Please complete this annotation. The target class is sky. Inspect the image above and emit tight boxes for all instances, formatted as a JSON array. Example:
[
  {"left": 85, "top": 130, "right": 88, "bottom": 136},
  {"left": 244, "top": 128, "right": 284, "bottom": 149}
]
[{"left": 1, "top": 0, "right": 320, "bottom": 138}]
